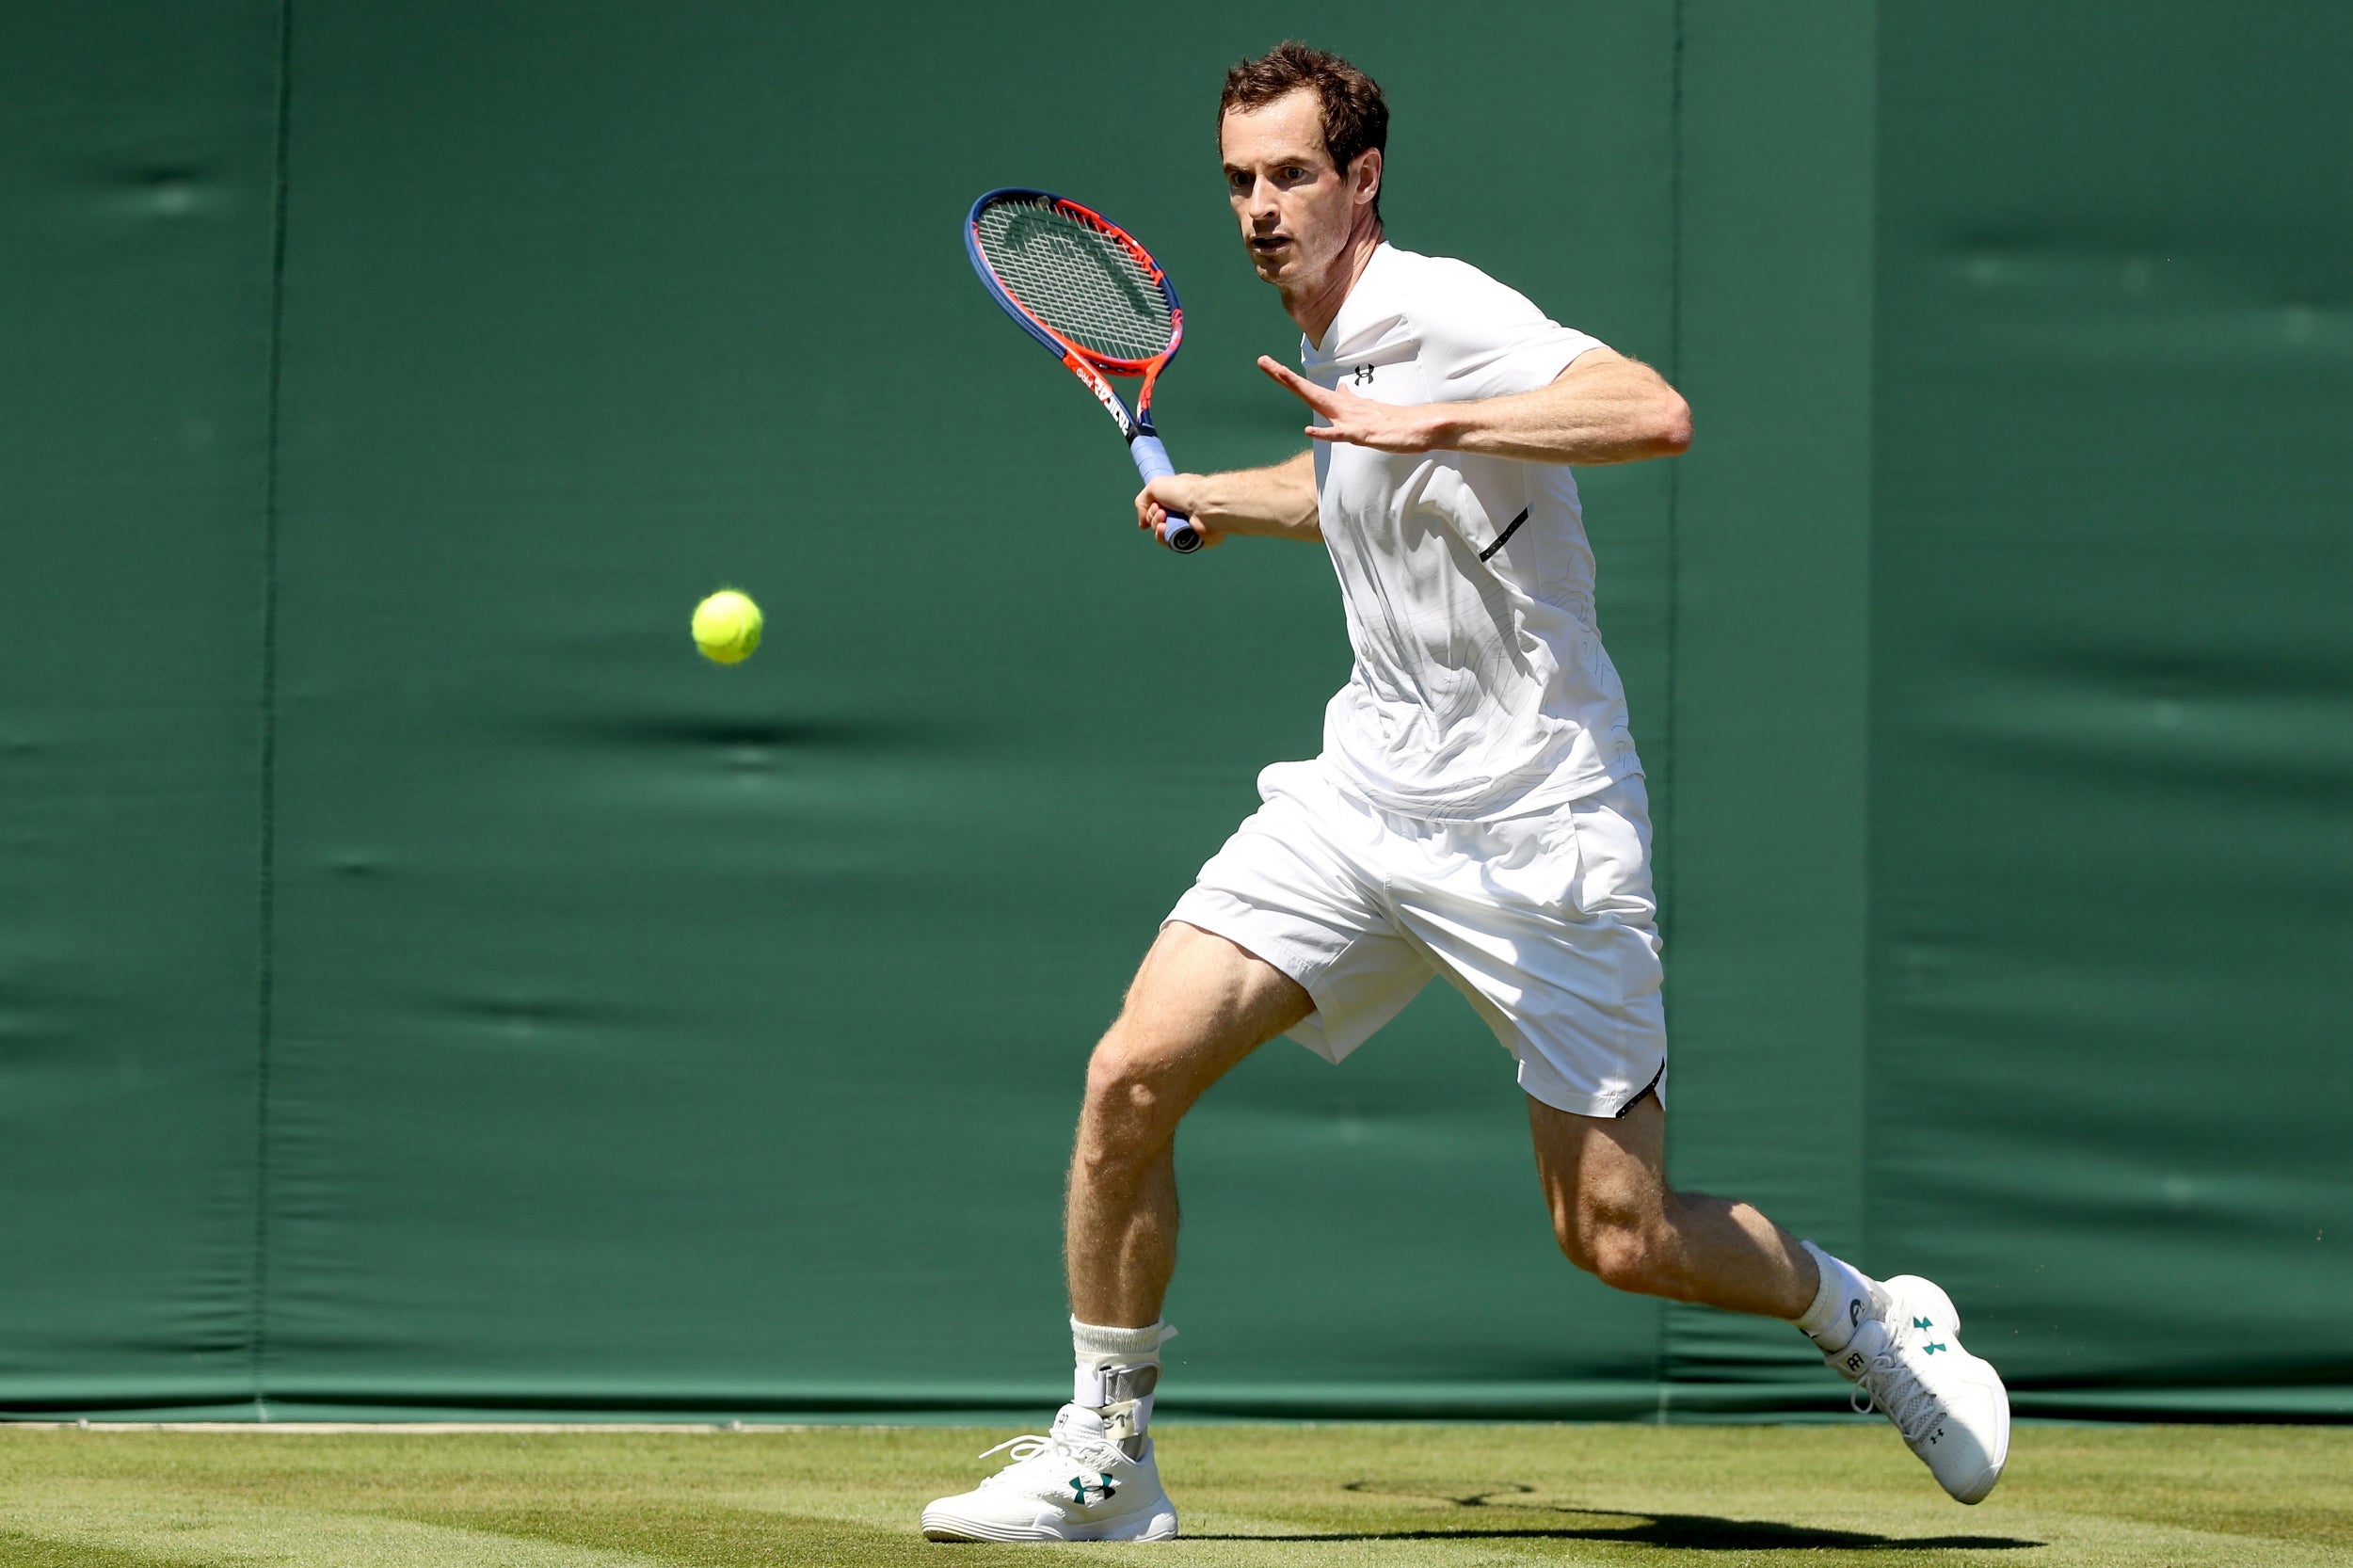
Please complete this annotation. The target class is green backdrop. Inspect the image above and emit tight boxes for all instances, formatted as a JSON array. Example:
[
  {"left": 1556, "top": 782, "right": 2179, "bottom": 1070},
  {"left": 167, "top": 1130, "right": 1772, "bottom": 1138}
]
[{"left": 2, "top": 1, "right": 2346, "bottom": 1422}]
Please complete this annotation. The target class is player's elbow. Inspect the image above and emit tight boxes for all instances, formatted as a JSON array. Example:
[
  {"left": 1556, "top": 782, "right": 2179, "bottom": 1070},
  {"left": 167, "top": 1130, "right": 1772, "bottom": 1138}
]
[{"left": 1651, "top": 392, "right": 1692, "bottom": 456}]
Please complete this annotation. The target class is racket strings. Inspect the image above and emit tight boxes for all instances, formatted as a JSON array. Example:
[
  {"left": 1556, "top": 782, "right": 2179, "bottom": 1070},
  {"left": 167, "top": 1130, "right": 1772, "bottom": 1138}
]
[{"left": 974, "top": 197, "right": 1173, "bottom": 363}]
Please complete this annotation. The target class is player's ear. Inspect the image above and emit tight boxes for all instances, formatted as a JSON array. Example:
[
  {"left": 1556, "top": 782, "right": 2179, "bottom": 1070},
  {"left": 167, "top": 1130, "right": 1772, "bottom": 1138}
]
[{"left": 1350, "top": 148, "right": 1383, "bottom": 209}]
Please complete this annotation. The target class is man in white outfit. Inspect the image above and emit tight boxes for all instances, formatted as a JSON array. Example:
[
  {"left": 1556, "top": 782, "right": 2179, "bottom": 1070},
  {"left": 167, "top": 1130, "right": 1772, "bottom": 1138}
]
[{"left": 922, "top": 40, "right": 2009, "bottom": 1544}]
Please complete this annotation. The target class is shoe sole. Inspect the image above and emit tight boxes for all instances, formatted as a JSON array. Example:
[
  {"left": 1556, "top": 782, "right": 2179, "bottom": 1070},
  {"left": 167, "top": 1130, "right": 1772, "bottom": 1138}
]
[
  {"left": 920, "top": 1509, "right": 1178, "bottom": 1543},
  {"left": 1945, "top": 1378, "right": 2009, "bottom": 1505}
]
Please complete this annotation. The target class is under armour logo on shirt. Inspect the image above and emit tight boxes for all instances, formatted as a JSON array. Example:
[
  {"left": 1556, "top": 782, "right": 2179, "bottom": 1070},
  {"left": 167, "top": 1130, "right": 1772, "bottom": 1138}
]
[{"left": 1353, "top": 364, "right": 1374, "bottom": 386}]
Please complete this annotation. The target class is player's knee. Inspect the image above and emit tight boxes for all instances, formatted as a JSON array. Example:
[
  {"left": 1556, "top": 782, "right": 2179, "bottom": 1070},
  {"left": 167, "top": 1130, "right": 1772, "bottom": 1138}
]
[
  {"left": 1079, "top": 1033, "right": 1179, "bottom": 1147},
  {"left": 1584, "top": 1230, "right": 1671, "bottom": 1296},
  {"left": 1555, "top": 1204, "right": 1673, "bottom": 1297}
]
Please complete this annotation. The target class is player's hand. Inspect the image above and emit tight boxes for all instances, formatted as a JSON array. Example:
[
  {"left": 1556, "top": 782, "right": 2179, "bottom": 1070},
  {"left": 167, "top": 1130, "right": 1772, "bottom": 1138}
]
[
  {"left": 1257, "top": 356, "right": 1445, "bottom": 454},
  {"left": 1134, "top": 473, "right": 1225, "bottom": 548}
]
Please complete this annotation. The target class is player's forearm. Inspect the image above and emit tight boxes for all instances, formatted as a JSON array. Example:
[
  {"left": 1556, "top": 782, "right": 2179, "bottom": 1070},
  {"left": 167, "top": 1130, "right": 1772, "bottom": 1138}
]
[
  {"left": 1263, "top": 348, "right": 1692, "bottom": 467},
  {"left": 1188, "top": 451, "right": 1321, "bottom": 541},
  {"left": 1427, "top": 356, "right": 1692, "bottom": 466}
]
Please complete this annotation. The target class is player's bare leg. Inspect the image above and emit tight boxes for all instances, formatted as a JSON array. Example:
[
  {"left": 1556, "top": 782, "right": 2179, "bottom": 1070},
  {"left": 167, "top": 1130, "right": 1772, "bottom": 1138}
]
[
  {"left": 1529, "top": 1093, "right": 2009, "bottom": 1502},
  {"left": 921, "top": 922, "right": 1310, "bottom": 1543},
  {"left": 1066, "top": 920, "right": 1314, "bottom": 1327},
  {"left": 1528, "top": 1091, "right": 1816, "bottom": 1317}
]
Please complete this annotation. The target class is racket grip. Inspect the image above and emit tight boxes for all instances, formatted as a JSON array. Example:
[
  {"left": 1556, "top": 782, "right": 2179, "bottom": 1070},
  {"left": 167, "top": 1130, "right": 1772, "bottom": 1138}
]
[{"left": 1128, "top": 434, "right": 1202, "bottom": 554}]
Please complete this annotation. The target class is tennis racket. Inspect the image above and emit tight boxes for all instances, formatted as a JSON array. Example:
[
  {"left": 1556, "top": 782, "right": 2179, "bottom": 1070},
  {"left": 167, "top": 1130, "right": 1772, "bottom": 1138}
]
[{"left": 965, "top": 188, "right": 1200, "bottom": 552}]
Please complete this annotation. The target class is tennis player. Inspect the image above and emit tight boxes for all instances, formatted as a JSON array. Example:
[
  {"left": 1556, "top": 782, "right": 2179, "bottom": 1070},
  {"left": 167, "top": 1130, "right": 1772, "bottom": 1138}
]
[{"left": 923, "top": 41, "right": 2009, "bottom": 1544}]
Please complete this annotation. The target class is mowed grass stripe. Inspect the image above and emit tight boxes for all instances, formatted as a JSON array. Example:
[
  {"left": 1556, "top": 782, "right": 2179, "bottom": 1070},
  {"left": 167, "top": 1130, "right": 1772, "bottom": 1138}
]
[
  {"left": 0, "top": 1482, "right": 670, "bottom": 1568},
  {"left": 0, "top": 1423, "right": 2346, "bottom": 1566},
  {"left": 0, "top": 1530, "right": 187, "bottom": 1568}
]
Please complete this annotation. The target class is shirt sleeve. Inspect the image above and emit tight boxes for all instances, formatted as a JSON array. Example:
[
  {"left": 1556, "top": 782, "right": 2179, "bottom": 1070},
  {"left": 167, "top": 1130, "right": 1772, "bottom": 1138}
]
[{"left": 1419, "top": 259, "right": 1608, "bottom": 403}]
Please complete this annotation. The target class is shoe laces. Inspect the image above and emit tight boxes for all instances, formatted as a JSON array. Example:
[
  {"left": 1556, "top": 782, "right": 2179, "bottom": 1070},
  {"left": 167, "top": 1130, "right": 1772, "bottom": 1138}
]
[
  {"left": 1849, "top": 1343, "right": 1944, "bottom": 1444},
  {"left": 972, "top": 1409, "right": 1125, "bottom": 1490}
]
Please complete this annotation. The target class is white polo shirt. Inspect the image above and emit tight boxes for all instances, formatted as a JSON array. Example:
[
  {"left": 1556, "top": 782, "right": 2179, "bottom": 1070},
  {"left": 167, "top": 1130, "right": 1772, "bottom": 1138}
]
[{"left": 1300, "top": 242, "right": 1640, "bottom": 821}]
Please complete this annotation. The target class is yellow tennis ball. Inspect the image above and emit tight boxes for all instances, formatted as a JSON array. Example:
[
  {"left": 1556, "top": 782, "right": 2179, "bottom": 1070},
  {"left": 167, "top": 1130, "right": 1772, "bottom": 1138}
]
[{"left": 692, "top": 589, "right": 762, "bottom": 664}]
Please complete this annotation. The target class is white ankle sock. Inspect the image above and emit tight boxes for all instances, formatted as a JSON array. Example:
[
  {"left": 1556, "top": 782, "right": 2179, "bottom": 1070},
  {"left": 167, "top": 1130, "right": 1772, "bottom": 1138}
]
[
  {"left": 1071, "top": 1318, "right": 1175, "bottom": 1453},
  {"left": 1791, "top": 1241, "right": 1877, "bottom": 1352}
]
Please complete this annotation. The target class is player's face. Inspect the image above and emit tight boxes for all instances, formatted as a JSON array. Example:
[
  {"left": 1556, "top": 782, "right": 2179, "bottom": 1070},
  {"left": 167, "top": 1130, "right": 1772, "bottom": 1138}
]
[{"left": 1220, "top": 89, "right": 1373, "bottom": 294}]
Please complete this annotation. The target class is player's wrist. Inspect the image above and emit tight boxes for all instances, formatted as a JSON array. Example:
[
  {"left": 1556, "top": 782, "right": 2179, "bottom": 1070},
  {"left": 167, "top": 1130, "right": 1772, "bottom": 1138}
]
[
  {"left": 1169, "top": 474, "right": 1222, "bottom": 527},
  {"left": 1187, "top": 472, "right": 1259, "bottom": 530},
  {"left": 1414, "top": 404, "right": 1466, "bottom": 452}
]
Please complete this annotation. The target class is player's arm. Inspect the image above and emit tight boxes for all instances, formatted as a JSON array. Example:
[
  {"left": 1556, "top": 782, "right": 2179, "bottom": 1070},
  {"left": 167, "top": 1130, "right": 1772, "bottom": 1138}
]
[
  {"left": 1135, "top": 450, "right": 1320, "bottom": 547},
  {"left": 1257, "top": 347, "right": 1692, "bottom": 466}
]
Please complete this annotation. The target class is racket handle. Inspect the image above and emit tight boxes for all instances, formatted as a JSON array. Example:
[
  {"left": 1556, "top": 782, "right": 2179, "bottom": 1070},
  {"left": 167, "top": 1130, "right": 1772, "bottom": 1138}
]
[{"left": 1128, "top": 434, "right": 1202, "bottom": 554}]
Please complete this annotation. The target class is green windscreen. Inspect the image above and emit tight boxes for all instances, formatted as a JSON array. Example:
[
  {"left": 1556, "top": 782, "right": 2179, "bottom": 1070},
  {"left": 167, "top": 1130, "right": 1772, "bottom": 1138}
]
[
  {"left": 1, "top": 0, "right": 2345, "bottom": 1422},
  {"left": 1864, "top": 0, "right": 2353, "bottom": 1416}
]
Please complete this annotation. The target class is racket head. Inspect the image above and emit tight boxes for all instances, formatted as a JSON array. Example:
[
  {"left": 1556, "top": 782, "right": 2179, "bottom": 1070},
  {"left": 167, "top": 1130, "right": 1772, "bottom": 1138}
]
[{"left": 966, "top": 189, "right": 1183, "bottom": 377}]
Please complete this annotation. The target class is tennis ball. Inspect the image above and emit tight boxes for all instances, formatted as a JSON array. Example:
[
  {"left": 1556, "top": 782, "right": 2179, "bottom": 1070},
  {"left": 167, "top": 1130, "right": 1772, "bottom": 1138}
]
[{"left": 691, "top": 589, "right": 762, "bottom": 664}]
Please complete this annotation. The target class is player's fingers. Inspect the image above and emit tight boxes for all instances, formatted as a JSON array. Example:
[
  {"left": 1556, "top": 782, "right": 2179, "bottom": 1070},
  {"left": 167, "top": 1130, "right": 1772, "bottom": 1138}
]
[
  {"left": 1257, "top": 355, "right": 1332, "bottom": 408},
  {"left": 1138, "top": 472, "right": 1215, "bottom": 548},
  {"left": 1257, "top": 354, "right": 1314, "bottom": 392},
  {"left": 1141, "top": 473, "right": 1212, "bottom": 545}
]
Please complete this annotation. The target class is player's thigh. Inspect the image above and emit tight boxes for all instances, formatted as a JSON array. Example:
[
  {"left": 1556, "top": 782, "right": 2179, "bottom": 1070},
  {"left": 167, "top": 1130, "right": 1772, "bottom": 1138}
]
[
  {"left": 1527, "top": 1091, "right": 1669, "bottom": 1264},
  {"left": 1088, "top": 921, "right": 1313, "bottom": 1123}
]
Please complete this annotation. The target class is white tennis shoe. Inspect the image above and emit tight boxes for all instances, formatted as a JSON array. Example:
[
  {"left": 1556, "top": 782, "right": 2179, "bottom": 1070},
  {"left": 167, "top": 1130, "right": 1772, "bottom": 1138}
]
[
  {"left": 920, "top": 1403, "right": 1178, "bottom": 1543},
  {"left": 1827, "top": 1273, "right": 2010, "bottom": 1503}
]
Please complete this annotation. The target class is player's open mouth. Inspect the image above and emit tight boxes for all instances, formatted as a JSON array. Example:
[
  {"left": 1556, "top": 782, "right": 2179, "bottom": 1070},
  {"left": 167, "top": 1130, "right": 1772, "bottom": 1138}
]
[{"left": 1249, "top": 235, "right": 1289, "bottom": 254}]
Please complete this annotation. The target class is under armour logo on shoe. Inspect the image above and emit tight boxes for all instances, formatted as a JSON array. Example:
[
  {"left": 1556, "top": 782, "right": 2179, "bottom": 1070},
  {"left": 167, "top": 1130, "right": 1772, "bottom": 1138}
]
[
  {"left": 1923, "top": 1342, "right": 1948, "bottom": 1354},
  {"left": 1913, "top": 1317, "right": 1935, "bottom": 1331},
  {"left": 1069, "top": 1473, "right": 1118, "bottom": 1506}
]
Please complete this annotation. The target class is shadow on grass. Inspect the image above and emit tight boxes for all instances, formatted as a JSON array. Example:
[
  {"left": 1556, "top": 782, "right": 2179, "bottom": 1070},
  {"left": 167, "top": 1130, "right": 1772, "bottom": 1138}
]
[{"left": 1184, "top": 1481, "right": 2042, "bottom": 1551}]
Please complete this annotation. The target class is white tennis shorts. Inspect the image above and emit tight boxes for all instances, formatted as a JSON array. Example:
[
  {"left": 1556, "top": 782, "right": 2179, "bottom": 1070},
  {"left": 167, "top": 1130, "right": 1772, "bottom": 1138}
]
[{"left": 1167, "top": 760, "right": 1667, "bottom": 1118}]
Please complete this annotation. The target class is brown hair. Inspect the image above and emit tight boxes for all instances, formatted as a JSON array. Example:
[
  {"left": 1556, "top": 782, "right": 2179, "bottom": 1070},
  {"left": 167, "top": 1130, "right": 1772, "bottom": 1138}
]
[{"left": 1219, "top": 42, "right": 1389, "bottom": 216}]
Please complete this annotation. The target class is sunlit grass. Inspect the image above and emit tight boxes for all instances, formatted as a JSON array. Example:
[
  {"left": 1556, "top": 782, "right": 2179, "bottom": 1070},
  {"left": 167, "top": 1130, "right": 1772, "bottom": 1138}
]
[{"left": 2, "top": 1420, "right": 2346, "bottom": 1565}]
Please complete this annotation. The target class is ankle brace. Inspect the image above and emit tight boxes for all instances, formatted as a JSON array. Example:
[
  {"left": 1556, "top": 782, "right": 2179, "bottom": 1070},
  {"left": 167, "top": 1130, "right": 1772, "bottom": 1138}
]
[
  {"left": 1082, "top": 1361, "right": 1160, "bottom": 1449},
  {"left": 1071, "top": 1318, "right": 1176, "bottom": 1457}
]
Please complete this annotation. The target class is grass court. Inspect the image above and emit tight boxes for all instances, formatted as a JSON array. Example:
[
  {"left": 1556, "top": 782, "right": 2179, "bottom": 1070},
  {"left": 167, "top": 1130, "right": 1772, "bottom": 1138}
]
[{"left": 3, "top": 1421, "right": 2345, "bottom": 1566}]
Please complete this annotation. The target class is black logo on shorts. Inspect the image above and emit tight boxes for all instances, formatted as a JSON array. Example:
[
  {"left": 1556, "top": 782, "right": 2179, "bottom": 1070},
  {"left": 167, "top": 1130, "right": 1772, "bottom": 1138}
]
[{"left": 1353, "top": 363, "right": 1374, "bottom": 386}]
